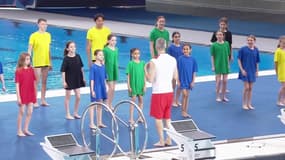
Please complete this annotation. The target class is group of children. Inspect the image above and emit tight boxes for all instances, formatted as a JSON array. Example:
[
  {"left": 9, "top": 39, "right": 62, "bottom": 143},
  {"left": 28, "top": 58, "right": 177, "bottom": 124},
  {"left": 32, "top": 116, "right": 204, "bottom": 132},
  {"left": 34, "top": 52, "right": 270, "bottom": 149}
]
[
  {"left": 209, "top": 17, "right": 285, "bottom": 110},
  {"left": 4, "top": 15, "right": 285, "bottom": 137}
]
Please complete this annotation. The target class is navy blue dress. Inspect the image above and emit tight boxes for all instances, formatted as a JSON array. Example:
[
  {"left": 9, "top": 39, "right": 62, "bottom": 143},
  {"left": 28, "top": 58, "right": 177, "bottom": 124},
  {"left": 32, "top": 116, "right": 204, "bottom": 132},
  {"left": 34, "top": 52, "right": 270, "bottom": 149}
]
[
  {"left": 178, "top": 55, "right": 198, "bottom": 89},
  {"left": 167, "top": 44, "right": 183, "bottom": 61},
  {"left": 89, "top": 63, "right": 107, "bottom": 102},
  {"left": 237, "top": 46, "right": 260, "bottom": 82}
]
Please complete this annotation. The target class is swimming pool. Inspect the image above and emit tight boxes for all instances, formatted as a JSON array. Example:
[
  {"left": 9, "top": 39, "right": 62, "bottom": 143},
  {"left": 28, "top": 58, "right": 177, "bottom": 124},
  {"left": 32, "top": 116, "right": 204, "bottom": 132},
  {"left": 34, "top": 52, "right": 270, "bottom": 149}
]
[{"left": 0, "top": 18, "right": 274, "bottom": 93}]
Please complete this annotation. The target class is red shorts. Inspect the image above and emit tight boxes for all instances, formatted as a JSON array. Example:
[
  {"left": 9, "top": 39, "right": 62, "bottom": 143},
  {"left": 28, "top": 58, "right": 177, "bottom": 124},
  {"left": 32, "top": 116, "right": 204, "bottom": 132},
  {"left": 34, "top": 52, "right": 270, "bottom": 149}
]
[{"left": 150, "top": 92, "right": 173, "bottom": 119}]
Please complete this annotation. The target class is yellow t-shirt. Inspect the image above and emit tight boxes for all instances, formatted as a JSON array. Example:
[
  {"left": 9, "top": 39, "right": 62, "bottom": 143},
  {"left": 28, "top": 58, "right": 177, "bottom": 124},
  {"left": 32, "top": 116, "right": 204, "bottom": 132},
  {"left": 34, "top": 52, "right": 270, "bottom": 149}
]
[
  {"left": 274, "top": 48, "right": 285, "bottom": 82},
  {"left": 29, "top": 32, "right": 51, "bottom": 67},
  {"left": 86, "top": 26, "right": 111, "bottom": 60}
]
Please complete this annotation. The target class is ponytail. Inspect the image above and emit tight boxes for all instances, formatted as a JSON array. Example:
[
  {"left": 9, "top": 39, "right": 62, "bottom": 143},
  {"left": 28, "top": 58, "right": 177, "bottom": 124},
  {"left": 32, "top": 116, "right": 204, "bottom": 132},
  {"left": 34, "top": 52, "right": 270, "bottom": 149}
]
[
  {"left": 64, "top": 48, "right": 68, "bottom": 56},
  {"left": 105, "top": 34, "right": 115, "bottom": 47},
  {"left": 64, "top": 41, "right": 74, "bottom": 56},
  {"left": 171, "top": 31, "right": 180, "bottom": 43},
  {"left": 129, "top": 48, "right": 139, "bottom": 60}
]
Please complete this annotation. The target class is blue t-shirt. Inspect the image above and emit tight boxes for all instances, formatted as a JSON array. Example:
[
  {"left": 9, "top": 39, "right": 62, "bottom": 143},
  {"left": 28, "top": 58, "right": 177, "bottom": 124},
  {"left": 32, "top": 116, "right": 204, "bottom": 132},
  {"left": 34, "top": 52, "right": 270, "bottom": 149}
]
[
  {"left": 0, "top": 62, "right": 3, "bottom": 74},
  {"left": 89, "top": 63, "right": 107, "bottom": 102},
  {"left": 237, "top": 46, "right": 260, "bottom": 82},
  {"left": 178, "top": 55, "right": 198, "bottom": 89},
  {"left": 167, "top": 44, "right": 183, "bottom": 61}
]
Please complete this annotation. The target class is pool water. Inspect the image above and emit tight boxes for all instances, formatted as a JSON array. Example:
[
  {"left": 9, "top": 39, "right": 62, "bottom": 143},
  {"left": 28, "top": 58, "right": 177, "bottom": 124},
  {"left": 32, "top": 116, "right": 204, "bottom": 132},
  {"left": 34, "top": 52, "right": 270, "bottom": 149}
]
[{"left": 0, "top": 19, "right": 274, "bottom": 93}]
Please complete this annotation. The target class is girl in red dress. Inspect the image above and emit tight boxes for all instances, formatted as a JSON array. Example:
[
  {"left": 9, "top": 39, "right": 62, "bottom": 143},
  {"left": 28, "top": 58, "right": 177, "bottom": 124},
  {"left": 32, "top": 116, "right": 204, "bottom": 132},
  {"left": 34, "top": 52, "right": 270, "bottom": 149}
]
[{"left": 15, "top": 53, "right": 36, "bottom": 136}]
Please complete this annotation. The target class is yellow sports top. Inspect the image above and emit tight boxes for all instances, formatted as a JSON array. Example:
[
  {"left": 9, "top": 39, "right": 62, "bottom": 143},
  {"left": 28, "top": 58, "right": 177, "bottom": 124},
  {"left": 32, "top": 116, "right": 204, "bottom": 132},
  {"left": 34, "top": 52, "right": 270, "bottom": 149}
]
[
  {"left": 274, "top": 48, "right": 285, "bottom": 82},
  {"left": 86, "top": 26, "right": 111, "bottom": 60},
  {"left": 29, "top": 32, "right": 51, "bottom": 67}
]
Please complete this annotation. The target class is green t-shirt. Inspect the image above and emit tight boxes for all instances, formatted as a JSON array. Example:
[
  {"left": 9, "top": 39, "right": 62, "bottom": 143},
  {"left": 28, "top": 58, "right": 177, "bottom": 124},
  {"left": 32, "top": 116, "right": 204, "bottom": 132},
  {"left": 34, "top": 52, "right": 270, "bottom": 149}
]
[
  {"left": 126, "top": 60, "right": 145, "bottom": 96},
  {"left": 210, "top": 41, "right": 230, "bottom": 74},
  {"left": 149, "top": 28, "right": 170, "bottom": 57},
  {"left": 103, "top": 46, "right": 119, "bottom": 81}
]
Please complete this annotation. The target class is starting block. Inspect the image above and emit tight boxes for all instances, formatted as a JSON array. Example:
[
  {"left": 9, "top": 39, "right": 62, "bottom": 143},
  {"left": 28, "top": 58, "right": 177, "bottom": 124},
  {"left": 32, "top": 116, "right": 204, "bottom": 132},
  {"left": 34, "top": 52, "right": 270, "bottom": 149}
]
[
  {"left": 40, "top": 133, "right": 95, "bottom": 160},
  {"left": 165, "top": 119, "right": 216, "bottom": 160}
]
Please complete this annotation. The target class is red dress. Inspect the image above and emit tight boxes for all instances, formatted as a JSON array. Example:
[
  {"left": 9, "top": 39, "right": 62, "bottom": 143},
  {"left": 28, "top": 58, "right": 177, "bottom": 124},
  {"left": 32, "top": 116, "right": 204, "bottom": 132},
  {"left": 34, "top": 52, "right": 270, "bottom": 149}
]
[{"left": 15, "top": 67, "right": 36, "bottom": 104}]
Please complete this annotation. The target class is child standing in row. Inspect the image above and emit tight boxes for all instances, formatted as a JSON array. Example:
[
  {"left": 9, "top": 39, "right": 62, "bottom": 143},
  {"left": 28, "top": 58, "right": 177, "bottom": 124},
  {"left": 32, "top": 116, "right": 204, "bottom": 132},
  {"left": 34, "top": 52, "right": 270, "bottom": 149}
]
[
  {"left": 275, "top": 36, "right": 285, "bottom": 107},
  {"left": 211, "top": 31, "right": 231, "bottom": 102},
  {"left": 89, "top": 49, "right": 107, "bottom": 128},
  {"left": 126, "top": 48, "right": 146, "bottom": 123},
  {"left": 238, "top": 35, "right": 260, "bottom": 110},
  {"left": 178, "top": 43, "right": 198, "bottom": 118},
  {"left": 104, "top": 34, "right": 119, "bottom": 109},
  {"left": 149, "top": 16, "right": 170, "bottom": 58},
  {"left": 0, "top": 61, "right": 6, "bottom": 92},
  {"left": 211, "top": 17, "right": 233, "bottom": 61},
  {"left": 168, "top": 32, "right": 183, "bottom": 107},
  {"left": 61, "top": 41, "right": 86, "bottom": 120},
  {"left": 15, "top": 53, "right": 36, "bottom": 136}
]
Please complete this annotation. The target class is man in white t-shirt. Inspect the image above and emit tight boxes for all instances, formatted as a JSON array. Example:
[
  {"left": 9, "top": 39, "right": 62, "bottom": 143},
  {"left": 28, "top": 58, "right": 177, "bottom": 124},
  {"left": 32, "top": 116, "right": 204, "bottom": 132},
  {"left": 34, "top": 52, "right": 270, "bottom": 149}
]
[{"left": 145, "top": 38, "right": 178, "bottom": 147}]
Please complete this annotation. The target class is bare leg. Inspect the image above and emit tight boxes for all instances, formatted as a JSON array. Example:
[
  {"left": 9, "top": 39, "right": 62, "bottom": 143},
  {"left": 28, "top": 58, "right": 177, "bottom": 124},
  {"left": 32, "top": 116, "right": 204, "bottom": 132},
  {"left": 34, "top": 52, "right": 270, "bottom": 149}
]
[
  {"left": 277, "top": 82, "right": 285, "bottom": 106},
  {"left": 65, "top": 90, "right": 74, "bottom": 119},
  {"left": 242, "top": 82, "right": 249, "bottom": 110},
  {"left": 138, "top": 95, "right": 144, "bottom": 122},
  {"left": 164, "top": 119, "right": 172, "bottom": 145},
  {"left": 23, "top": 103, "right": 34, "bottom": 135},
  {"left": 222, "top": 74, "right": 229, "bottom": 101},
  {"left": 97, "top": 100, "right": 106, "bottom": 128},
  {"left": 17, "top": 105, "right": 25, "bottom": 136},
  {"left": 41, "top": 67, "right": 49, "bottom": 106},
  {"left": 153, "top": 119, "right": 165, "bottom": 147},
  {"left": 247, "top": 83, "right": 254, "bottom": 109},
  {"left": 33, "top": 68, "right": 41, "bottom": 107},
  {"left": 215, "top": 75, "right": 222, "bottom": 101},
  {"left": 181, "top": 89, "right": 190, "bottom": 117},
  {"left": 89, "top": 105, "right": 96, "bottom": 128},
  {"left": 172, "top": 79, "right": 178, "bottom": 107},
  {"left": 107, "top": 81, "right": 116, "bottom": 109},
  {"left": 129, "top": 96, "right": 136, "bottom": 123},
  {"left": 73, "top": 88, "right": 81, "bottom": 118},
  {"left": 175, "top": 87, "right": 181, "bottom": 106}
]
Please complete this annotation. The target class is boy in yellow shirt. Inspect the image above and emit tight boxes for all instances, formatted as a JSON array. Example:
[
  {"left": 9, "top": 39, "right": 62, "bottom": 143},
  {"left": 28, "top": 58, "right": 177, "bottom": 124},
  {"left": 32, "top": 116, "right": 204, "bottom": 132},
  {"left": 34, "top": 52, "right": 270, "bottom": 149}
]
[
  {"left": 86, "top": 13, "right": 111, "bottom": 67},
  {"left": 28, "top": 18, "right": 51, "bottom": 107},
  {"left": 275, "top": 36, "right": 285, "bottom": 106}
]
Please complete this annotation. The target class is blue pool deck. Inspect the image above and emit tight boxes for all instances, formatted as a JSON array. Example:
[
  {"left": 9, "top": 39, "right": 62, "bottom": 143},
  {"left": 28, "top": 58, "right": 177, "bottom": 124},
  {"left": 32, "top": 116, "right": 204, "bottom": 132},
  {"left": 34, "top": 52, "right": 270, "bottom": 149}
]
[
  {"left": 0, "top": 8, "right": 285, "bottom": 160},
  {"left": 1, "top": 71, "right": 285, "bottom": 160}
]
